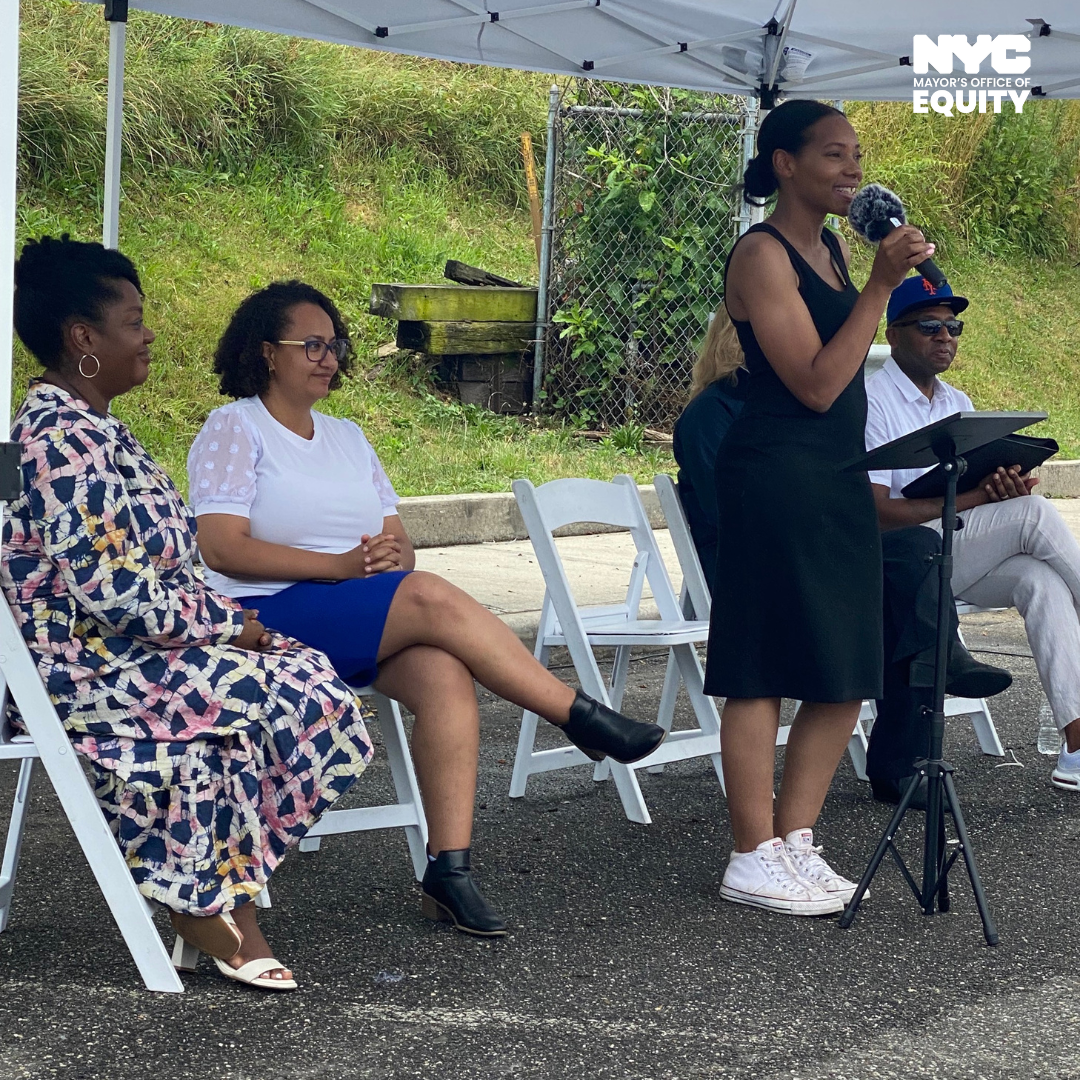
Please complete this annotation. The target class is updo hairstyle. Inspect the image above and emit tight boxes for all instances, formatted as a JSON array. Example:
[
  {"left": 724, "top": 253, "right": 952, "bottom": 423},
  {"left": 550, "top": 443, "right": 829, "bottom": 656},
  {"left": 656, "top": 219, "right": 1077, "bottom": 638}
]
[
  {"left": 214, "top": 280, "right": 353, "bottom": 399},
  {"left": 14, "top": 235, "right": 143, "bottom": 370},
  {"left": 742, "top": 100, "right": 845, "bottom": 206}
]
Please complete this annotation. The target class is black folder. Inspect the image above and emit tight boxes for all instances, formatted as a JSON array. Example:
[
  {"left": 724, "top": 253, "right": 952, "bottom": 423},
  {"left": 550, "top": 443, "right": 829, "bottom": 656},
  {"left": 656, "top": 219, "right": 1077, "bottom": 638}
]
[{"left": 900, "top": 433, "right": 1058, "bottom": 499}]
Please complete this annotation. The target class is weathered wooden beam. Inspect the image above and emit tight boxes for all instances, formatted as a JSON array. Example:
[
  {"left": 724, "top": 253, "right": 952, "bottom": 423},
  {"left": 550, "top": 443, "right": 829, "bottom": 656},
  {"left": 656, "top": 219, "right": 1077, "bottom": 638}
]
[
  {"left": 396, "top": 320, "right": 533, "bottom": 356},
  {"left": 370, "top": 283, "right": 537, "bottom": 323},
  {"left": 444, "top": 260, "right": 524, "bottom": 288}
]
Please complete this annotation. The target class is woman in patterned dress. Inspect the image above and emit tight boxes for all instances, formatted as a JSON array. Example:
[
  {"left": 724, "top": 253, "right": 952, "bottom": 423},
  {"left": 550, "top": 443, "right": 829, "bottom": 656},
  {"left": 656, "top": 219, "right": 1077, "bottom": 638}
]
[
  {"left": 2, "top": 236, "right": 378, "bottom": 990},
  {"left": 189, "top": 281, "right": 667, "bottom": 937}
]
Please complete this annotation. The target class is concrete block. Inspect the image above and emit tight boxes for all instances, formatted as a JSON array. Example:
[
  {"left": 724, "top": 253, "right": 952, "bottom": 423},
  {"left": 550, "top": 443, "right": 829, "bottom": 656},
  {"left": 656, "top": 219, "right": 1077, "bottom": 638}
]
[{"left": 1036, "top": 460, "right": 1080, "bottom": 498}]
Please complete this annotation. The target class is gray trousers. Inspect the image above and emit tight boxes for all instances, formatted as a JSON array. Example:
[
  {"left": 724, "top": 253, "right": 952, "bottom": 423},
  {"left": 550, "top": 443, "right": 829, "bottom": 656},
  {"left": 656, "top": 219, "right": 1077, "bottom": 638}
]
[{"left": 931, "top": 496, "right": 1080, "bottom": 731}]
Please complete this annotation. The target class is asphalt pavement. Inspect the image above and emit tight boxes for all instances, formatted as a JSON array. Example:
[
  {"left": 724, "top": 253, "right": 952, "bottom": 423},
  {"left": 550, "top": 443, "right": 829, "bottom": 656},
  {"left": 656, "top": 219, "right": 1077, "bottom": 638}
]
[{"left": 1, "top": 507, "right": 1080, "bottom": 1079}]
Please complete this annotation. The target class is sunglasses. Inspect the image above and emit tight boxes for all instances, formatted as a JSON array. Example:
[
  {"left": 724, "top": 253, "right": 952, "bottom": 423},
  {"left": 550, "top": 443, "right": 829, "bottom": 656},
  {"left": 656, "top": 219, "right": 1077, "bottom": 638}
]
[
  {"left": 896, "top": 318, "right": 964, "bottom": 338},
  {"left": 273, "top": 338, "right": 348, "bottom": 362}
]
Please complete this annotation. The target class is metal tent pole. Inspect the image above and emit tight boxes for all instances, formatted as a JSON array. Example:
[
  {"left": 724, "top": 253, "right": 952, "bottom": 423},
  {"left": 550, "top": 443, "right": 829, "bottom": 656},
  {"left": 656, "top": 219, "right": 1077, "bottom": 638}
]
[
  {"left": 531, "top": 83, "right": 559, "bottom": 412},
  {"left": 738, "top": 97, "right": 759, "bottom": 235},
  {"left": 103, "top": 1, "right": 128, "bottom": 250},
  {"left": 0, "top": 1, "right": 19, "bottom": 432}
]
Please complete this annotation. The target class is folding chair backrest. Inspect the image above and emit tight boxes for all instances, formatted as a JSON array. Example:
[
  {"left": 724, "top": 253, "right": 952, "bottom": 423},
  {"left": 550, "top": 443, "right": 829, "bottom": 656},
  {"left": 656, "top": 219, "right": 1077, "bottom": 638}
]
[
  {"left": 513, "top": 476, "right": 687, "bottom": 705},
  {"left": 653, "top": 473, "right": 711, "bottom": 622},
  {"left": 521, "top": 476, "right": 640, "bottom": 533},
  {"left": 514, "top": 476, "right": 683, "bottom": 621}
]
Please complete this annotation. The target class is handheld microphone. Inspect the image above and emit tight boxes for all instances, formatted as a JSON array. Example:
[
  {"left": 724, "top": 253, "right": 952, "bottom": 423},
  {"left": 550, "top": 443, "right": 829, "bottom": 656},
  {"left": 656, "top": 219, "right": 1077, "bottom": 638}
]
[{"left": 847, "top": 184, "right": 947, "bottom": 289}]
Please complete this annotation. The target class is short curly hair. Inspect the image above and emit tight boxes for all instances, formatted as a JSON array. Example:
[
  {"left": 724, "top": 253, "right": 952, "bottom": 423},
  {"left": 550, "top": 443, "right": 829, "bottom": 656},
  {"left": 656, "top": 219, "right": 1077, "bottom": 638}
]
[
  {"left": 14, "top": 234, "right": 143, "bottom": 370},
  {"left": 214, "top": 281, "right": 353, "bottom": 399}
]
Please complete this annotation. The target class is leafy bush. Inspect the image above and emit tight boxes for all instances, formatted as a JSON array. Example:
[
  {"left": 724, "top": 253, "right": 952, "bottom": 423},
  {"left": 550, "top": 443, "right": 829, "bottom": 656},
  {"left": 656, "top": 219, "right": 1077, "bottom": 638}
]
[{"left": 544, "top": 82, "right": 743, "bottom": 429}]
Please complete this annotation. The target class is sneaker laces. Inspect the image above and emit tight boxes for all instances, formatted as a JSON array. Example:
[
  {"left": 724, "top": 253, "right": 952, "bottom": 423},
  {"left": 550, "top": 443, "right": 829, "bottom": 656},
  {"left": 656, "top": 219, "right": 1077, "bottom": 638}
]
[
  {"left": 789, "top": 842, "right": 846, "bottom": 887},
  {"left": 758, "top": 846, "right": 818, "bottom": 896}
]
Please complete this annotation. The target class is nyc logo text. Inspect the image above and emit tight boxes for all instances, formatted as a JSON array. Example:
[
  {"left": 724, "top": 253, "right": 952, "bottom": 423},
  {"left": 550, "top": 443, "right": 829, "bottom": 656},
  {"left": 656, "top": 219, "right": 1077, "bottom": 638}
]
[{"left": 911, "top": 34, "right": 1032, "bottom": 117}]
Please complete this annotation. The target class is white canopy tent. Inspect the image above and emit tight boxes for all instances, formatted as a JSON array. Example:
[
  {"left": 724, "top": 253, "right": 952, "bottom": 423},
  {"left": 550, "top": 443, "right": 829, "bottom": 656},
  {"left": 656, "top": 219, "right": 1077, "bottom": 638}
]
[
  {"left": 0, "top": 0, "right": 1078, "bottom": 989},
  {"left": 5, "top": 0, "right": 1080, "bottom": 424}
]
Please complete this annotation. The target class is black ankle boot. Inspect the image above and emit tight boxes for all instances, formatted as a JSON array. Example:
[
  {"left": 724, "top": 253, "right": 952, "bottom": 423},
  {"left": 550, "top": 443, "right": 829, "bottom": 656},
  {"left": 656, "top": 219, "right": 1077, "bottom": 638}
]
[
  {"left": 909, "top": 641, "right": 1012, "bottom": 698},
  {"left": 561, "top": 690, "right": 666, "bottom": 764},
  {"left": 421, "top": 849, "right": 507, "bottom": 937}
]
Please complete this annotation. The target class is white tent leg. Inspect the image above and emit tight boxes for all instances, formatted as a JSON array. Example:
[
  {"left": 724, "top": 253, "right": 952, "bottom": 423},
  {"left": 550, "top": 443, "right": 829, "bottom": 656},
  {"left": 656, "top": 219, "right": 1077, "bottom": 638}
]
[
  {"left": 0, "top": 0, "right": 18, "bottom": 429},
  {"left": 103, "top": 18, "right": 127, "bottom": 250}
]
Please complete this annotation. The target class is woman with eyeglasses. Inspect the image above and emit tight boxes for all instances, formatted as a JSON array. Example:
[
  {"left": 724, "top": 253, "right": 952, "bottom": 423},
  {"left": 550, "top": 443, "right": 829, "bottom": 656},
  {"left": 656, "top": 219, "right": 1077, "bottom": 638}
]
[
  {"left": 703, "top": 101, "right": 935, "bottom": 917},
  {"left": 189, "top": 281, "right": 665, "bottom": 938},
  {"left": 4, "top": 237, "right": 377, "bottom": 993}
]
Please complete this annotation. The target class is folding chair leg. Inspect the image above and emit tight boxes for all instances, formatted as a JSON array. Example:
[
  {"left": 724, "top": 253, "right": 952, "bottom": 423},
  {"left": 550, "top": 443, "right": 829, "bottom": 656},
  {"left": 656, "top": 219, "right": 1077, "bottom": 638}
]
[
  {"left": 509, "top": 709, "right": 542, "bottom": 798},
  {"left": 646, "top": 651, "right": 682, "bottom": 775},
  {"left": 969, "top": 701, "right": 1005, "bottom": 757},
  {"left": 377, "top": 694, "right": 429, "bottom": 882},
  {"left": 607, "top": 762, "right": 652, "bottom": 825},
  {"left": 672, "top": 643, "right": 725, "bottom": 794},
  {"left": 0, "top": 758, "right": 33, "bottom": 934},
  {"left": 955, "top": 626, "right": 1005, "bottom": 756},
  {"left": 608, "top": 646, "right": 632, "bottom": 711},
  {"left": 847, "top": 720, "right": 869, "bottom": 782}
]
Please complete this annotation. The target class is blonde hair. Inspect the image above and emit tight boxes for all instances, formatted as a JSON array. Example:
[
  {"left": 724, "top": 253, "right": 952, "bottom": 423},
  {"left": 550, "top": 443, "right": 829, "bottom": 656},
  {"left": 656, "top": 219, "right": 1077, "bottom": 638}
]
[{"left": 689, "top": 305, "right": 744, "bottom": 399}]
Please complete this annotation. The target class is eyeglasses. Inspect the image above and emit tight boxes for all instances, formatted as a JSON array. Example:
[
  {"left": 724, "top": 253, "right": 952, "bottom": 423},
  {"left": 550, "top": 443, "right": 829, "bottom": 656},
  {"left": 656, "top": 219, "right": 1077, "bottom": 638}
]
[
  {"left": 895, "top": 318, "right": 964, "bottom": 338},
  {"left": 273, "top": 338, "right": 348, "bottom": 363}
]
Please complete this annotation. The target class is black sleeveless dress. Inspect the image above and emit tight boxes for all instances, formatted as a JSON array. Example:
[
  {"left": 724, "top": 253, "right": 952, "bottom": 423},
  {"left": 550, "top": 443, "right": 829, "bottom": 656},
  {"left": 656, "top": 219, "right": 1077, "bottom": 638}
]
[{"left": 703, "top": 223, "right": 883, "bottom": 703}]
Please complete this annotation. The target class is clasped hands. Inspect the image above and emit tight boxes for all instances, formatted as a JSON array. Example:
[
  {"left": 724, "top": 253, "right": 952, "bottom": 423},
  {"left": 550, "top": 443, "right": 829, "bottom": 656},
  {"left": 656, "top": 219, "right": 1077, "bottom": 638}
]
[
  {"left": 334, "top": 532, "right": 404, "bottom": 579},
  {"left": 234, "top": 533, "right": 404, "bottom": 651},
  {"left": 980, "top": 464, "right": 1039, "bottom": 502}
]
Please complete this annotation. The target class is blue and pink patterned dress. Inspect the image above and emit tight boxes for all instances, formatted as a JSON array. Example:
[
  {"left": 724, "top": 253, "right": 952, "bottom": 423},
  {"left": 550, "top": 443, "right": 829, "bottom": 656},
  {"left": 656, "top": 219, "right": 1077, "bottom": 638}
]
[{"left": 1, "top": 382, "right": 374, "bottom": 914}]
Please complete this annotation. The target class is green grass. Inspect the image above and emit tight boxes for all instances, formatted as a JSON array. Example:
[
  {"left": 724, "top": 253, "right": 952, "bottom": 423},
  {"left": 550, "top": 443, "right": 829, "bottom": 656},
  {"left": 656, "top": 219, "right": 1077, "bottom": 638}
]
[
  {"left": 16, "top": 1, "right": 676, "bottom": 495},
  {"left": 16, "top": 169, "right": 676, "bottom": 495},
  {"left": 14, "top": 1, "right": 1080, "bottom": 501}
]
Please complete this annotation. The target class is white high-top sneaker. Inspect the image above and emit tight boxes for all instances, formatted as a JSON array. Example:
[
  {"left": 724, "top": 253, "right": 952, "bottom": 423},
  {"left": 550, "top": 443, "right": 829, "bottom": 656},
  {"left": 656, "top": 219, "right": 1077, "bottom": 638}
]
[
  {"left": 720, "top": 837, "right": 843, "bottom": 915},
  {"left": 784, "top": 829, "right": 863, "bottom": 905}
]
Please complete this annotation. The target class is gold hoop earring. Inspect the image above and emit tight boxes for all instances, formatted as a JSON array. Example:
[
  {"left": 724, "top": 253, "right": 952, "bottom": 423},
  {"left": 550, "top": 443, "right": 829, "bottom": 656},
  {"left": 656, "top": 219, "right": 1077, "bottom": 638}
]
[{"left": 78, "top": 353, "right": 101, "bottom": 379}]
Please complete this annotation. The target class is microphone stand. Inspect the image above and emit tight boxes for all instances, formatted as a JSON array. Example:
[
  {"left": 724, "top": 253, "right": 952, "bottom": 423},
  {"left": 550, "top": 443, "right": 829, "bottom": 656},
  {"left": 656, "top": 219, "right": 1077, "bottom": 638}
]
[{"left": 839, "top": 440, "right": 999, "bottom": 945}]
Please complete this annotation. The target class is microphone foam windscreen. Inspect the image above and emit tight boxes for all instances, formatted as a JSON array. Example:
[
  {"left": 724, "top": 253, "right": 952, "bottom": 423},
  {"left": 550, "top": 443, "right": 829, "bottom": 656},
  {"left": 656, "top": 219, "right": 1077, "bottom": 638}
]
[{"left": 848, "top": 184, "right": 906, "bottom": 243}]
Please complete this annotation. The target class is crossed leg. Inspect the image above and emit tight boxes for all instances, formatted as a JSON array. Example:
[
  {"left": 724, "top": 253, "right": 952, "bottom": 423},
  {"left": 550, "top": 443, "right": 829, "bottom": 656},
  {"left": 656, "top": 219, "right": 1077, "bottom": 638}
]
[{"left": 377, "top": 571, "right": 576, "bottom": 724}]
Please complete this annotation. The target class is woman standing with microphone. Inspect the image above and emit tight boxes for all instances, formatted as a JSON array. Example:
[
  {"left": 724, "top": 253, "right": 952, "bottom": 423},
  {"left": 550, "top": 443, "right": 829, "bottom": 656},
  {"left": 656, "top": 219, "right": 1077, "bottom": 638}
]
[{"left": 706, "top": 100, "right": 934, "bottom": 915}]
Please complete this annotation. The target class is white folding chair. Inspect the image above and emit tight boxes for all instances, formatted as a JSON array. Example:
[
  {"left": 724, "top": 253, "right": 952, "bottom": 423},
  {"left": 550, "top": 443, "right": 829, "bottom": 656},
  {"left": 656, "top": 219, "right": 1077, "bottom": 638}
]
[
  {"left": 0, "top": 599, "right": 184, "bottom": 992},
  {"left": 0, "top": 579, "right": 428, "bottom": 987},
  {"left": 857, "top": 601, "right": 1006, "bottom": 757},
  {"left": 297, "top": 687, "right": 428, "bottom": 878},
  {"left": 652, "top": 473, "right": 870, "bottom": 780},
  {"left": 171, "top": 684, "right": 428, "bottom": 972},
  {"left": 509, "top": 475, "right": 723, "bottom": 825}
]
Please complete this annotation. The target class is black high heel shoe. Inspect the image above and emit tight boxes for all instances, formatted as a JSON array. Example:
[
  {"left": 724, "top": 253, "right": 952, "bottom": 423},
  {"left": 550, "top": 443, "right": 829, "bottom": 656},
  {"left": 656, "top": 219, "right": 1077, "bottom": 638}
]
[
  {"left": 421, "top": 849, "right": 508, "bottom": 937},
  {"left": 561, "top": 690, "right": 666, "bottom": 764}
]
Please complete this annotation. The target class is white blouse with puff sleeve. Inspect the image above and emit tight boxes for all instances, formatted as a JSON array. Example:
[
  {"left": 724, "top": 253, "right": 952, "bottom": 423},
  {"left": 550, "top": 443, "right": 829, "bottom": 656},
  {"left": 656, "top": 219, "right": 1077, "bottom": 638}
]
[{"left": 187, "top": 396, "right": 400, "bottom": 598}]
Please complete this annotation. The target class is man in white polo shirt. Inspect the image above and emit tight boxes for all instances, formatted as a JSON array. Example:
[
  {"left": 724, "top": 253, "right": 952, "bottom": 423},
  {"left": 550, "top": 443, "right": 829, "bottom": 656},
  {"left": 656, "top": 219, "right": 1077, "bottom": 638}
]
[{"left": 865, "top": 275, "right": 1080, "bottom": 793}]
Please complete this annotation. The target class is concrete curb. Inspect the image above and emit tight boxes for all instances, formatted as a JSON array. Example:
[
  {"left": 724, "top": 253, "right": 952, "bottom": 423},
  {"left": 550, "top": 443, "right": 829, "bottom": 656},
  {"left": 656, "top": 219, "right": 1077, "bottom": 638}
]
[
  {"left": 398, "top": 484, "right": 664, "bottom": 549},
  {"left": 398, "top": 461, "right": 1080, "bottom": 549},
  {"left": 1036, "top": 459, "right": 1080, "bottom": 498}
]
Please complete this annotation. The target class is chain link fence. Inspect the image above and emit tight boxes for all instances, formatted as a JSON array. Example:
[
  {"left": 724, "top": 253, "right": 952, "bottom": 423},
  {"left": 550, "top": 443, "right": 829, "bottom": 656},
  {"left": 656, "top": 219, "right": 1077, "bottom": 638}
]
[{"left": 540, "top": 81, "right": 749, "bottom": 431}]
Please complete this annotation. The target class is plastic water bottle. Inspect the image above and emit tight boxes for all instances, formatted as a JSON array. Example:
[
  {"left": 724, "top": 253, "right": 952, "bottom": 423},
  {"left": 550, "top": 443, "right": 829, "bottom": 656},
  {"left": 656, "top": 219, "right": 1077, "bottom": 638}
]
[{"left": 1037, "top": 701, "right": 1062, "bottom": 755}]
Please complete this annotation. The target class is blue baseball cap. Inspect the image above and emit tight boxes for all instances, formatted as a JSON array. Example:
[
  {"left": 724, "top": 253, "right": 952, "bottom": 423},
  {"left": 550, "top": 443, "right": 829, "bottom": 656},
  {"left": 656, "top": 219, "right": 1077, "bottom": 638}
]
[{"left": 886, "top": 275, "right": 969, "bottom": 326}]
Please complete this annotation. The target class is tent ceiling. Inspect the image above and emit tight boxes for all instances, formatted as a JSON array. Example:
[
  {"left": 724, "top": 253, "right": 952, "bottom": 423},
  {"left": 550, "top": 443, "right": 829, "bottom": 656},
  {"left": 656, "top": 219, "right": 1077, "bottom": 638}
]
[{"left": 95, "top": 0, "right": 1080, "bottom": 101}]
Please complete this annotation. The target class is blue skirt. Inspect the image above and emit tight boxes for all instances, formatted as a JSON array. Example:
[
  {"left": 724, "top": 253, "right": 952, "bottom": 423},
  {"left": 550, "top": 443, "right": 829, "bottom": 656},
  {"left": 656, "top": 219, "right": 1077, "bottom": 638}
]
[{"left": 236, "top": 571, "right": 411, "bottom": 687}]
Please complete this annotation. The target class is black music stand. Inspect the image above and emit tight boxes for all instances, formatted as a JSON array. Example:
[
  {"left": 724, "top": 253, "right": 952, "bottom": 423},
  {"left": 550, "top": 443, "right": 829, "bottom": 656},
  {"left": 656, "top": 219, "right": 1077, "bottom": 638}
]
[{"left": 838, "top": 410, "right": 1047, "bottom": 946}]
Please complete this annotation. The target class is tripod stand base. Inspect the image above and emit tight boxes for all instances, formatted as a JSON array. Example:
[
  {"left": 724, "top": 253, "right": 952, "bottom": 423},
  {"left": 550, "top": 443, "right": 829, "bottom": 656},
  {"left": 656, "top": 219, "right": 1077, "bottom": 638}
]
[{"left": 839, "top": 760, "right": 999, "bottom": 946}]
